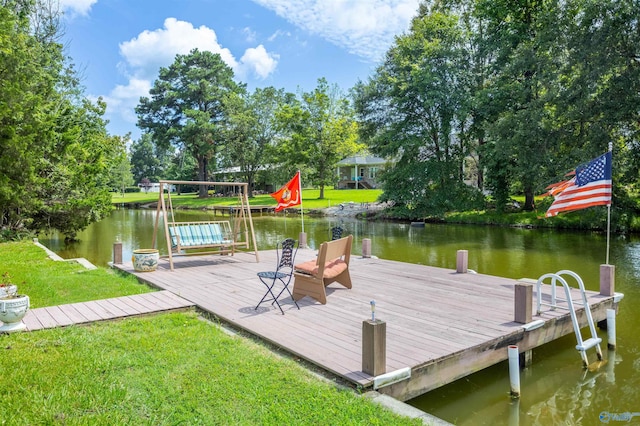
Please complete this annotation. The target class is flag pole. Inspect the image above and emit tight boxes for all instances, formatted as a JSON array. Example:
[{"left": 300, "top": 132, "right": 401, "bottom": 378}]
[
  {"left": 606, "top": 142, "right": 613, "bottom": 264},
  {"left": 298, "top": 170, "right": 304, "bottom": 234}
]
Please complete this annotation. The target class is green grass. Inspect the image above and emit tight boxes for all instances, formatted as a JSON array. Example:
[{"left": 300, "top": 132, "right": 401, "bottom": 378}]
[
  {"left": 0, "top": 241, "right": 152, "bottom": 308},
  {"left": 0, "top": 241, "right": 421, "bottom": 425},
  {"left": 113, "top": 188, "right": 382, "bottom": 210},
  {"left": 1, "top": 312, "right": 421, "bottom": 425}
]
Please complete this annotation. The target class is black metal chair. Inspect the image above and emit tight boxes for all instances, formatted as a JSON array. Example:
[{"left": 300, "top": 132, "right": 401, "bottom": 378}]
[
  {"left": 331, "top": 225, "right": 345, "bottom": 240},
  {"left": 256, "top": 238, "right": 300, "bottom": 314}
]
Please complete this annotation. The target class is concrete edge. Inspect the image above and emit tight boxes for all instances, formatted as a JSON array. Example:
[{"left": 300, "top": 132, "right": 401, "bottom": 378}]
[
  {"left": 363, "top": 391, "right": 454, "bottom": 426},
  {"left": 33, "top": 239, "right": 97, "bottom": 270}
]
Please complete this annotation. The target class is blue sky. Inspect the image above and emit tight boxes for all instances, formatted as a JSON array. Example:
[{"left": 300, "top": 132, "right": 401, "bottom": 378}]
[{"left": 60, "top": 0, "right": 420, "bottom": 140}]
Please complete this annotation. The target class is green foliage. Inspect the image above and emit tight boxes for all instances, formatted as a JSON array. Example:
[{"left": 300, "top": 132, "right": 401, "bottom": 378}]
[
  {"left": 136, "top": 49, "right": 245, "bottom": 197},
  {"left": 224, "top": 87, "right": 296, "bottom": 196},
  {"left": 113, "top": 188, "right": 382, "bottom": 210},
  {"left": 105, "top": 135, "right": 134, "bottom": 197},
  {"left": 277, "top": 78, "right": 363, "bottom": 198},
  {"left": 356, "top": 0, "right": 640, "bottom": 219},
  {"left": 0, "top": 2, "right": 114, "bottom": 240},
  {"left": 129, "top": 133, "right": 169, "bottom": 184},
  {"left": 355, "top": 8, "right": 481, "bottom": 214}
]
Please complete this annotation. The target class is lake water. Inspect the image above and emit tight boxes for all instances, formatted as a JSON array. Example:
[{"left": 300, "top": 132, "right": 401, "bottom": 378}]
[{"left": 39, "top": 208, "right": 640, "bottom": 425}]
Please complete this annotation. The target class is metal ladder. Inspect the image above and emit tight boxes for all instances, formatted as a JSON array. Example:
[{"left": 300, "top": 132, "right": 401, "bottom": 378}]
[{"left": 535, "top": 270, "right": 603, "bottom": 367}]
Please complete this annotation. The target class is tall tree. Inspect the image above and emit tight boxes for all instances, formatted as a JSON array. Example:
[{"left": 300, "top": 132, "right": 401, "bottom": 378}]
[
  {"left": 1, "top": 0, "right": 114, "bottom": 240},
  {"left": 277, "top": 78, "right": 362, "bottom": 199},
  {"left": 556, "top": 0, "right": 640, "bottom": 193},
  {"left": 475, "top": 0, "right": 563, "bottom": 211},
  {"left": 355, "top": 6, "right": 483, "bottom": 217},
  {"left": 136, "top": 49, "right": 244, "bottom": 198},
  {"left": 224, "top": 87, "right": 295, "bottom": 196},
  {"left": 130, "top": 133, "right": 167, "bottom": 184},
  {"left": 110, "top": 141, "right": 134, "bottom": 196}
]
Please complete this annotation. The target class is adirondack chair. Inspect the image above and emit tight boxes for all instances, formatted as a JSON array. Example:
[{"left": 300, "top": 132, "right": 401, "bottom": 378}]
[{"left": 292, "top": 235, "right": 353, "bottom": 304}]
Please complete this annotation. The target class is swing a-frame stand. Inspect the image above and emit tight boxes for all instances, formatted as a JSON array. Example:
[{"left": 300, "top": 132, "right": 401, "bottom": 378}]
[{"left": 151, "top": 180, "right": 259, "bottom": 271}]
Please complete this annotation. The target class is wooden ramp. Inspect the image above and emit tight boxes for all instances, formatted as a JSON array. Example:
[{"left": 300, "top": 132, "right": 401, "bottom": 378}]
[
  {"left": 113, "top": 250, "right": 620, "bottom": 402},
  {"left": 22, "top": 291, "right": 195, "bottom": 331}
]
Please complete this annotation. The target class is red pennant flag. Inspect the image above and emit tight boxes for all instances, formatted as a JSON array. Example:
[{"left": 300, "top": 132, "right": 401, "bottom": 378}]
[{"left": 270, "top": 171, "right": 301, "bottom": 212}]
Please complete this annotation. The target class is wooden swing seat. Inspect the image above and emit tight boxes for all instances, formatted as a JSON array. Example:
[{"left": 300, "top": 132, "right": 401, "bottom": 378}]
[
  {"left": 152, "top": 180, "right": 259, "bottom": 271},
  {"left": 168, "top": 221, "right": 234, "bottom": 251}
]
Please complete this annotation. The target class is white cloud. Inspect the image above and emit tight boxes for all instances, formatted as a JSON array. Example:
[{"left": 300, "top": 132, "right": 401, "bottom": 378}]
[
  {"left": 251, "top": 0, "right": 419, "bottom": 61},
  {"left": 101, "top": 78, "right": 151, "bottom": 125},
  {"left": 119, "top": 18, "right": 239, "bottom": 81},
  {"left": 267, "top": 29, "right": 291, "bottom": 42},
  {"left": 239, "top": 45, "right": 279, "bottom": 79},
  {"left": 105, "top": 18, "right": 279, "bottom": 129},
  {"left": 59, "top": 0, "right": 97, "bottom": 16},
  {"left": 242, "top": 27, "right": 257, "bottom": 43}
]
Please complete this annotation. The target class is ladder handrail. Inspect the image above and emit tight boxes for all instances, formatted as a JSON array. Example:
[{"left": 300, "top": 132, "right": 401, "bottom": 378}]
[
  {"left": 535, "top": 270, "right": 603, "bottom": 367},
  {"left": 555, "top": 270, "right": 601, "bottom": 351}
]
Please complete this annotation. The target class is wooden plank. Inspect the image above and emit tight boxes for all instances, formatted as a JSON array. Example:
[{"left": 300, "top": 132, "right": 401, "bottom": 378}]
[
  {"left": 94, "top": 299, "right": 128, "bottom": 318},
  {"left": 106, "top": 296, "right": 146, "bottom": 315},
  {"left": 22, "top": 310, "right": 44, "bottom": 331},
  {"left": 69, "top": 301, "right": 107, "bottom": 322},
  {"left": 44, "top": 306, "right": 75, "bottom": 327},
  {"left": 119, "top": 295, "right": 156, "bottom": 313},
  {"left": 31, "top": 308, "right": 58, "bottom": 329},
  {"left": 140, "top": 292, "right": 182, "bottom": 311},
  {"left": 58, "top": 304, "right": 91, "bottom": 324},
  {"left": 124, "top": 294, "right": 160, "bottom": 311}
]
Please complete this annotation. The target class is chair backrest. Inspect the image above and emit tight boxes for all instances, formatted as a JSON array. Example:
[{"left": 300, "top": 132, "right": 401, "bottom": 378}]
[
  {"left": 331, "top": 226, "right": 344, "bottom": 241},
  {"left": 277, "top": 238, "right": 297, "bottom": 272}
]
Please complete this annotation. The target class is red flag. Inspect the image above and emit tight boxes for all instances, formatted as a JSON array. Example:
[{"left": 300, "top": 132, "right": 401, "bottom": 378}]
[
  {"left": 270, "top": 171, "right": 301, "bottom": 212},
  {"left": 545, "top": 152, "right": 612, "bottom": 217}
]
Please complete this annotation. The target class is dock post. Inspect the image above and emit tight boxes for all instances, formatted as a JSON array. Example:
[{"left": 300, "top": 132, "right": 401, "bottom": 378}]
[
  {"left": 456, "top": 250, "right": 468, "bottom": 273},
  {"left": 607, "top": 308, "right": 617, "bottom": 350},
  {"left": 113, "top": 242, "right": 123, "bottom": 265},
  {"left": 600, "top": 264, "right": 615, "bottom": 296},
  {"left": 298, "top": 232, "right": 307, "bottom": 249},
  {"left": 514, "top": 281, "right": 533, "bottom": 324},
  {"left": 508, "top": 345, "right": 521, "bottom": 398},
  {"left": 362, "top": 303, "right": 386, "bottom": 376},
  {"left": 362, "top": 238, "right": 372, "bottom": 258}
]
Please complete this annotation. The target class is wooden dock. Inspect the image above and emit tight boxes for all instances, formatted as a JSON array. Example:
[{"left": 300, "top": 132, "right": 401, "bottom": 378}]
[
  {"left": 22, "top": 291, "right": 195, "bottom": 331},
  {"left": 207, "top": 204, "right": 274, "bottom": 216},
  {"left": 112, "top": 249, "right": 620, "bottom": 402}
]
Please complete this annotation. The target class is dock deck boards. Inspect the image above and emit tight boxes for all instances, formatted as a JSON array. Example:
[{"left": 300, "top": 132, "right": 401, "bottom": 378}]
[
  {"left": 22, "top": 291, "right": 195, "bottom": 331},
  {"left": 109, "top": 249, "right": 618, "bottom": 401}
]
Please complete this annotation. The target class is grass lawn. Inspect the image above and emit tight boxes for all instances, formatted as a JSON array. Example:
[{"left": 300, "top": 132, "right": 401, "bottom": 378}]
[
  {"left": 113, "top": 188, "right": 382, "bottom": 211},
  {"left": 0, "top": 242, "right": 151, "bottom": 308},
  {"left": 0, "top": 241, "right": 422, "bottom": 425}
]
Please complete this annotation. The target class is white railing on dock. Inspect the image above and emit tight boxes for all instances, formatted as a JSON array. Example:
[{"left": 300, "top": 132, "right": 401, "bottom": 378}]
[{"left": 535, "top": 270, "right": 603, "bottom": 367}]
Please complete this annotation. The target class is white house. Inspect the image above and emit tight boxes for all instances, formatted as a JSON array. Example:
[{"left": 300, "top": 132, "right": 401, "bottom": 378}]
[{"left": 138, "top": 182, "right": 176, "bottom": 193}]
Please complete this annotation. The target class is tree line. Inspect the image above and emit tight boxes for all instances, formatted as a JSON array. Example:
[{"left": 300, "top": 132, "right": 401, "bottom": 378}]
[
  {"left": 1, "top": 0, "right": 127, "bottom": 240},
  {"left": 132, "top": 50, "right": 361, "bottom": 200},
  {"left": 3, "top": 0, "right": 639, "bottom": 241},
  {"left": 354, "top": 0, "right": 640, "bottom": 223}
]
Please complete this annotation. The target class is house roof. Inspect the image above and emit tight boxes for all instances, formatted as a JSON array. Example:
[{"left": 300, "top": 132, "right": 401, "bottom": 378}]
[{"left": 337, "top": 155, "right": 386, "bottom": 166}]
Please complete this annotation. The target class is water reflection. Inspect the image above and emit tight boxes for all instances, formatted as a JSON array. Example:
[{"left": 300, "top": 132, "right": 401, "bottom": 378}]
[{"left": 38, "top": 209, "right": 640, "bottom": 425}]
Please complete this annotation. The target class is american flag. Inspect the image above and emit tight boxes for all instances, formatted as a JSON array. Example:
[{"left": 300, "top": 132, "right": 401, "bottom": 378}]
[{"left": 545, "top": 151, "right": 612, "bottom": 217}]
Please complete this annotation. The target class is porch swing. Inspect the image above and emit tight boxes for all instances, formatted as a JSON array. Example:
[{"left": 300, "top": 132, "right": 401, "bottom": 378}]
[{"left": 151, "top": 180, "right": 259, "bottom": 271}]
